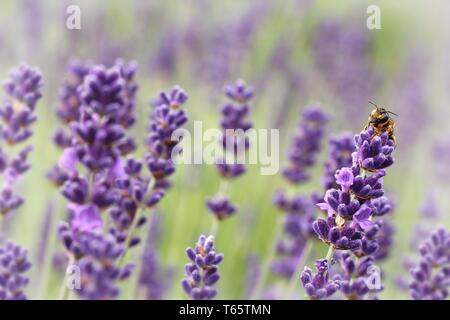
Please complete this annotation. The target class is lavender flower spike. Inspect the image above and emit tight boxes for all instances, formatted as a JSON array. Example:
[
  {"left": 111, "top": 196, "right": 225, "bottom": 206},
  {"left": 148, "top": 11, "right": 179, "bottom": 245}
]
[
  {"left": 0, "top": 65, "right": 43, "bottom": 215},
  {"left": 182, "top": 235, "right": 223, "bottom": 300},
  {"left": 300, "top": 259, "right": 339, "bottom": 299},
  {"left": 353, "top": 126, "right": 394, "bottom": 172},
  {"left": 0, "top": 241, "right": 32, "bottom": 300},
  {"left": 283, "top": 104, "right": 329, "bottom": 184},
  {"left": 409, "top": 228, "right": 450, "bottom": 300}
]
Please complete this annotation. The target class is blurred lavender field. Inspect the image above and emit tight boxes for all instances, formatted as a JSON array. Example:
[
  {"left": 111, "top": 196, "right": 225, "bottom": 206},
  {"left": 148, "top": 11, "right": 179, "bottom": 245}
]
[{"left": 0, "top": 0, "right": 449, "bottom": 300}]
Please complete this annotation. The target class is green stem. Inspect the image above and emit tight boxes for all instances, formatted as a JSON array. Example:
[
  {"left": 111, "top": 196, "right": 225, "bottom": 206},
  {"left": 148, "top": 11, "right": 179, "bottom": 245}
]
[
  {"left": 325, "top": 245, "right": 336, "bottom": 264},
  {"left": 209, "top": 218, "right": 219, "bottom": 237},
  {"left": 117, "top": 207, "right": 144, "bottom": 267}
]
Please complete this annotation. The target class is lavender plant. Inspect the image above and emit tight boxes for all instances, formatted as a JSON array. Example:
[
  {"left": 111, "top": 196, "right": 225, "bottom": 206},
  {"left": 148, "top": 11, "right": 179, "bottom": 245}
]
[
  {"left": 0, "top": 241, "right": 32, "bottom": 300},
  {"left": 0, "top": 65, "right": 43, "bottom": 215},
  {"left": 181, "top": 234, "right": 223, "bottom": 300},
  {"left": 54, "top": 59, "right": 189, "bottom": 299},
  {"left": 409, "top": 228, "right": 450, "bottom": 300},
  {"left": 272, "top": 105, "right": 328, "bottom": 280},
  {"left": 302, "top": 123, "right": 396, "bottom": 300},
  {"left": 56, "top": 64, "right": 137, "bottom": 299},
  {"left": 138, "top": 214, "right": 173, "bottom": 300},
  {"left": 206, "top": 79, "right": 253, "bottom": 224},
  {"left": 0, "top": 65, "right": 43, "bottom": 300}
]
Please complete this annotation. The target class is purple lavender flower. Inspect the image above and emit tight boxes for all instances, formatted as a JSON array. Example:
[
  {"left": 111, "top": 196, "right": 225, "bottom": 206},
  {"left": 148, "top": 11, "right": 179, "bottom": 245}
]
[
  {"left": 409, "top": 228, "right": 450, "bottom": 300},
  {"left": 54, "top": 63, "right": 144, "bottom": 299},
  {"left": 334, "top": 252, "right": 383, "bottom": 300},
  {"left": 0, "top": 65, "right": 43, "bottom": 216},
  {"left": 305, "top": 118, "right": 397, "bottom": 299},
  {"left": 371, "top": 219, "right": 395, "bottom": 261},
  {"left": 181, "top": 235, "right": 223, "bottom": 300},
  {"left": 420, "top": 190, "right": 440, "bottom": 220},
  {"left": 0, "top": 241, "right": 32, "bottom": 300},
  {"left": 55, "top": 59, "right": 90, "bottom": 127},
  {"left": 216, "top": 79, "right": 253, "bottom": 176},
  {"left": 272, "top": 191, "right": 315, "bottom": 278},
  {"left": 139, "top": 215, "right": 173, "bottom": 300},
  {"left": 206, "top": 196, "right": 237, "bottom": 221},
  {"left": 283, "top": 105, "right": 329, "bottom": 184},
  {"left": 146, "top": 85, "right": 188, "bottom": 189},
  {"left": 352, "top": 126, "right": 394, "bottom": 172},
  {"left": 313, "top": 216, "right": 363, "bottom": 251},
  {"left": 206, "top": 79, "right": 253, "bottom": 220},
  {"left": 300, "top": 259, "right": 339, "bottom": 299},
  {"left": 58, "top": 222, "right": 133, "bottom": 300},
  {"left": 322, "top": 133, "right": 355, "bottom": 190},
  {"left": 393, "top": 52, "right": 427, "bottom": 147},
  {"left": 271, "top": 105, "right": 328, "bottom": 283},
  {"left": 311, "top": 19, "right": 379, "bottom": 117}
]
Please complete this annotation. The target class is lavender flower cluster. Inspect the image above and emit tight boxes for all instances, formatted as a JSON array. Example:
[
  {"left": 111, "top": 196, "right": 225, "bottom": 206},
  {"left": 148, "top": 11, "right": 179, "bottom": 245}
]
[
  {"left": 207, "top": 79, "right": 253, "bottom": 221},
  {"left": 0, "top": 65, "right": 42, "bottom": 300},
  {"left": 409, "top": 228, "right": 450, "bottom": 300},
  {"left": 271, "top": 105, "right": 329, "bottom": 281},
  {"left": 302, "top": 124, "right": 396, "bottom": 300},
  {"left": 283, "top": 105, "right": 329, "bottom": 184},
  {"left": 0, "top": 241, "right": 32, "bottom": 300},
  {"left": 0, "top": 65, "right": 43, "bottom": 215},
  {"left": 49, "top": 60, "right": 188, "bottom": 299},
  {"left": 182, "top": 235, "right": 223, "bottom": 300}
]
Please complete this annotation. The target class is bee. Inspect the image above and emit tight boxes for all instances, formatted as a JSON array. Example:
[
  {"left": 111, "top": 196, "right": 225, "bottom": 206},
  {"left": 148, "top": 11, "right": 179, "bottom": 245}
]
[{"left": 365, "top": 101, "right": 397, "bottom": 147}]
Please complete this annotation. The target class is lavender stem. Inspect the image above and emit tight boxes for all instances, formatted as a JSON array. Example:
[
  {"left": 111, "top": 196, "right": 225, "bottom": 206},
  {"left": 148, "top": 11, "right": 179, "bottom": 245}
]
[{"left": 117, "top": 207, "right": 144, "bottom": 267}]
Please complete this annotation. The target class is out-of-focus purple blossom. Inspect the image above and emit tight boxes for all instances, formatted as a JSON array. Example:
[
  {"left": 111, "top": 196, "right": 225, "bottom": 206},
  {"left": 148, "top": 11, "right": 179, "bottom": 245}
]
[
  {"left": 206, "top": 80, "right": 253, "bottom": 219},
  {"left": 245, "top": 254, "right": 261, "bottom": 298},
  {"left": 369, "top": 196, "right": 393, "bottom": 217},
  {"left": 182, "top": 235, "right": 223, "bottom": 300},
  {"left": 283, "top": 105, "right": 329, "bottom": 184},
  {"left": 352, "top": 126, "right": 395, "bottom": 172},
  {"left": 57, "top": 222, "right": 133, "bottom": 300},
  {"left": 409, "top": 228, "right": 450, "bottom": 300},
  {"left": 300, "top": 259, "right": 339, "bottom": 299},
  {"left": 152, "top": 29, "right": 177, "bottom": 78},
  {"left": 0, "top": 65, "right": 42, "bottom": 216},
  {"left": 53, "top": 63, "right": 145, "bottom": 300},
  {"left": 272, "top": 191, "right": 315, "bottom": 278},
  {"left": 146, "top": 86, "right": 188, "bottom": 186},
  {"left": 206, "top": 196, "right": 237, "bottom": 221},
  {"left": 371, "top": 219, "right": 395, "bottom": 261},
  {"left": 139, "top": 214, "right": 173, "bottom": 300},
  {"left": 334, "top": 252, "right": 383, "bottom": 299},
  {"left": 218, "top": 79, "right": 253, "bottom": 156},
  {"left": 322, "top": 133, "right": 355, "bottom": 190},
  {"left": 55, "top": 59, "right": 91, "bottom": 126},
  {"left": 199, "top": 2, "right": 268, "bottom": 88},
  {"left": 311, "top": 19, "right": 379, "bottom": 118},
  {"left": 420, "top": 190, "right": 440, "bottom": 220},
  {"left": 114, "top": 59, "right": 138, "bottom": 131},
  {"left": 393, "top": 52, "right": 427, "bottom": 147},
  {"left": 0, "top": 241, "right": 32, "bottom": 300},
  {"left": 432, "top": 139, "right": 450, "bottom": 183}
]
